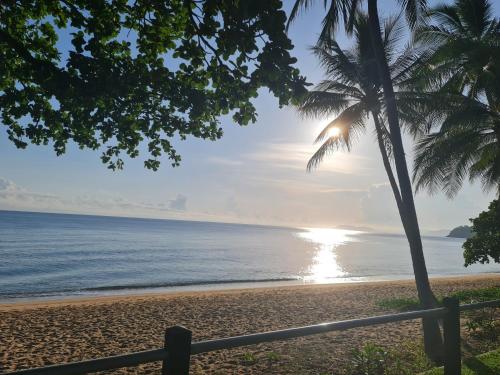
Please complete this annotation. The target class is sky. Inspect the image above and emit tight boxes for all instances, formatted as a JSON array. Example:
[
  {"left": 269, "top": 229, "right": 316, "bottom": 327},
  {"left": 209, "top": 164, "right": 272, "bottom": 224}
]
[{"left": 1, "top": 0, "right": 498, "bottom": 233}]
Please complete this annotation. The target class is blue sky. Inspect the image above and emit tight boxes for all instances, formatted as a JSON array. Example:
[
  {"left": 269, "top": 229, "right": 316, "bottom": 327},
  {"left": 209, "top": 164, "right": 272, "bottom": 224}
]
[{"left": 1, "top": 1, "right": 498, "bottom": 233}]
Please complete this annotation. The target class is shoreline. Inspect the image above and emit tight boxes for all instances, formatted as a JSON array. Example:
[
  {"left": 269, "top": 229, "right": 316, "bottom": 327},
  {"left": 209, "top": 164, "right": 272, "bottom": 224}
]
[{"left": 1, "top": 273, "right": 498, "bottom": 311}]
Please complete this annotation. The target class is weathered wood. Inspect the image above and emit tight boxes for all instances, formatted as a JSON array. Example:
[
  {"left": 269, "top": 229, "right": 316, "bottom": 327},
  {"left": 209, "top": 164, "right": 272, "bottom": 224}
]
[
  {"left": 3, "top": 349, "right": 166, "bottom": 375},
  {"left": 443, "top": 297, "right": 461, "bottom": 375},
  {"left": 191, "top": 307, "right": 447, "bottom": 354},
  {"left": 459, "top": 299, "right": 500, "bottom": 311},
  {"left": 162, "top": 325, "right": 192, "bottom": 375}
]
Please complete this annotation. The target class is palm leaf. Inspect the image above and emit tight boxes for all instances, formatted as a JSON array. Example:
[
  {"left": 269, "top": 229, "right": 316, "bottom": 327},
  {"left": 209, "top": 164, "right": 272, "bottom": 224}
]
[
  {"left": 314, "top": 102, "right": 367, "bottom": 144},
  {"left": 298, "top": 91, "right": 351, "bottom": 118}
]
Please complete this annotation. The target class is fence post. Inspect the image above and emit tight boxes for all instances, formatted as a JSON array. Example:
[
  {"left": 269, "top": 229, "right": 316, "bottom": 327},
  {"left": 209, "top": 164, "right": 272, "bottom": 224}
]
[
  {"left": 162, "top": 325, "right": 192, "bottom": 375},
  {"left": 442, "top": 297, "right": 461, "bottom": 375}
]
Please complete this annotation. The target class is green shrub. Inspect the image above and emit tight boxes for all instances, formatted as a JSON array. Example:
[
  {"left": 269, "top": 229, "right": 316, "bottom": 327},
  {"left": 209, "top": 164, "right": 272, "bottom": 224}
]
[
  {"left": 465, "top": 308, "right": 499, "bottom": 341},
  {"left": 348, "top": 343, "right": 389, "bottom": 375},
  {"left": 346, "top": 341, "right": 433, "bottom": 375}
]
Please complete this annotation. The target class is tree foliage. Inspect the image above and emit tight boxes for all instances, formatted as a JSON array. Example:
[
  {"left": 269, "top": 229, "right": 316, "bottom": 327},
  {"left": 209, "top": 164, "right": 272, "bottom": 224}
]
[
  {"left": 463, "top": 199, "right": 500, "bottom": 266},
  {"left": 0, "top": 0, "right": 306, "bottom": 169},
  {"left": 408, "top": 0, "right": 500, "bottom": 196},
  {"left": 299, "top": 14, "right": 408, "bottom": 170}
]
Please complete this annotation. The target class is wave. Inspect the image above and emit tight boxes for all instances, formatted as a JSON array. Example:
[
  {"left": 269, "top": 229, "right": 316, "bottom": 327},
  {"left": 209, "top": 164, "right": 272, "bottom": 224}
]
[
  {"left": 83, "top": 277, "right": 301, "bottom": 291},
  {"left": 0, "top": 277, "right": 301, "bottom": 299}
]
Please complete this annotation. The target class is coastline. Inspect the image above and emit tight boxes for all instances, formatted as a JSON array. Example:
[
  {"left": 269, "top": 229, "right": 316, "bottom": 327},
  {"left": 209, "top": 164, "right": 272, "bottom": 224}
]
[
  {"left": 0, "top": 273, "right": 498, "bottom": 309},
  {"left": 2, "top": 274, "right": 499, "bottom": 374}
]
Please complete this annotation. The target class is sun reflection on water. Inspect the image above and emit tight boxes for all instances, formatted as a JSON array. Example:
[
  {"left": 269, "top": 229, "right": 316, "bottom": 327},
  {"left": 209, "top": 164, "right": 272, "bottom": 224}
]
[{"left": 297, "top": 228, "right": 359, "bottom": 283}]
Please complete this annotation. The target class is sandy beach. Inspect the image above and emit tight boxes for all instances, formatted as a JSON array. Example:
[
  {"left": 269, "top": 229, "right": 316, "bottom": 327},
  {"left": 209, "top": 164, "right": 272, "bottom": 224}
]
[{"left": 1, "top": 275, "right": 499, "bottom": 374}]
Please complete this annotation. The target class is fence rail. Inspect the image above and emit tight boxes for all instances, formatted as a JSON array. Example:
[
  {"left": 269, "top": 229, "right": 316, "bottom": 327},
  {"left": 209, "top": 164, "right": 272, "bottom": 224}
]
[{"left": 4, "top": 298, "right": 499, "bottom": 375}]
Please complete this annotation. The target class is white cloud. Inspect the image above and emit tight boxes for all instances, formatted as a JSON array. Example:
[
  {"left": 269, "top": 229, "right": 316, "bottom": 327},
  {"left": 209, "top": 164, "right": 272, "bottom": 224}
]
[
  {"left": 205, "top": 156, "right": 243, "bottom": 166},
  {"left": 0, "top": 177, "right": 188, "bottom": 217},
  {"left": 245, "top": 142, "right": 370, "bottom": 175}
]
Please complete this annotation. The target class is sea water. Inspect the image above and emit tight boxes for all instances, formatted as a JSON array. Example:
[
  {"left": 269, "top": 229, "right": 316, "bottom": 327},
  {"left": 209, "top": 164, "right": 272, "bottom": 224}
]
[{"left": 0, "top": 210, "right": 497, "bottom": 301}]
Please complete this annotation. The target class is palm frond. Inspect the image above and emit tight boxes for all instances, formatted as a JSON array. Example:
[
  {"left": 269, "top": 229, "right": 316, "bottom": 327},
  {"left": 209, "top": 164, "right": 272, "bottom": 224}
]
[
  {"left": 311, "top": 44, "right": 360, "bottom": 85},
  {"left": 307, "top": 135, "right": 346, "bottom": 171},
  {"left": 413, "top": 126, "right": 496, "bottom": 197},
  {"left": 286, "top": 0, "right": 316, "bottom": 31},
  {"left": 398, "top": 0, "right": 427, "bottom": 29},
  {"left": 315, "top": 80, "right": 364, "bottom": 99},
  {"left": 458, "top": 0, "right": 493, "bottom": 37},
  {"left": 298, "top": 91, "right": 351, "bottom": 118},
  {"left": 314, "top": 102, "right": 367, "bottom": 143}
]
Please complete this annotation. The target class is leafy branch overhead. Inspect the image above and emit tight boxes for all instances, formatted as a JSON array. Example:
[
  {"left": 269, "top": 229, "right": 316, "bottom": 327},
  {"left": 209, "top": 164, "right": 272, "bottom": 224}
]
[{"left": 0, "top": 0, "right": 306, "bottom": 170}]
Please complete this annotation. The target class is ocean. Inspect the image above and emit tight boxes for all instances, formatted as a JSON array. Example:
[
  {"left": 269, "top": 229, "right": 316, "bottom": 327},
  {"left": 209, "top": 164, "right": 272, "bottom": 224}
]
[{"left": 0, "top": 210, "right": 497, "bottom": 301}]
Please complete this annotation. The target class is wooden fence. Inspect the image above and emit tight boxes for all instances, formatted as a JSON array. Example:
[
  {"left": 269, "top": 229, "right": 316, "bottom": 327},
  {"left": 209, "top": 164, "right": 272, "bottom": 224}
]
[{"left": 4, "top": 298, "right": 499, "bottom": 375}]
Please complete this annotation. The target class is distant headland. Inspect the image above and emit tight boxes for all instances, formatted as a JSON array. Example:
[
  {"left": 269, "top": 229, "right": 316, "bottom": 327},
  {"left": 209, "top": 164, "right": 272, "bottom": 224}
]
[{"left": 447, "top": 225, "right": 472, "bottom": 238}]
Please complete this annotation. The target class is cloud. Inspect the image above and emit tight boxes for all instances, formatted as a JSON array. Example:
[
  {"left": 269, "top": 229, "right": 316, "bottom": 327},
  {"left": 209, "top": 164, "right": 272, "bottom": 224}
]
[
  {"left": 0, "top": 177, "right": 60, "bottom": 203},
  {"left": 205, "top": 156, "right": 243, "bottom": 167},
  {"left": 0, "top": 177, "right": 188, "bottom": 217},
  {"left": 169, "top": 194, "right": 187, "bottom": 211},
  {"left": 245, "top": 142, "right": 369, "bottom": 175}
]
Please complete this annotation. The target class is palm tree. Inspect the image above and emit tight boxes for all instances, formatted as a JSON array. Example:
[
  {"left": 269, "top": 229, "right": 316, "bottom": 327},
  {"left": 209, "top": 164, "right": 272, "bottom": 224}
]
[
  {"left": 288, "top": 0, "right": 444, "bottom": 360},
  {"left": 407, "top": 0, "right": 500, "bottom": 196},
  {"left": 301, "top": 14, "right": 407, "bottom": 216}
]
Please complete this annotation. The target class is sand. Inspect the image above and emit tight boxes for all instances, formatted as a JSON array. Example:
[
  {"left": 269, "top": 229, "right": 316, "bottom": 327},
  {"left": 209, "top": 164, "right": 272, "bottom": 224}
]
[{"left": 1, "top": 275, "right": 499, "bottom": 374}]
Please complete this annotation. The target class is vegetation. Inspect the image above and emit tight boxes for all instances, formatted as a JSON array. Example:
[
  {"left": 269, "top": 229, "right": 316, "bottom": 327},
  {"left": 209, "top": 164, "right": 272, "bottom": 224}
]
[
  {"left": 408, "top": 0, "right": 500, "bottom": 197},
  {"left": 421, "top": 349, "right": 500, "bottom": 375},
  {"left": 288, "top": 0, "right": 443, "bottom": 360},
  {"left": 447, "top": 226, "right": 472, "bottom": 238},
  {"left": 464, "top": 308, "right": 499, "bottom": 342},
  {"left": 377, "top": 286, "right": 500, "bottom": 311},
  {"left": 347, "top": 341, "right": 433, "bottom": 375},
  {"left": 463, "top": 199, "right": 500, "bottom": 266},
  {"left": 0, "top": 0, "right": 305, "bottom": 170},
  {"left": 241, "top": 351, "right": 256, "bottom": 364}
]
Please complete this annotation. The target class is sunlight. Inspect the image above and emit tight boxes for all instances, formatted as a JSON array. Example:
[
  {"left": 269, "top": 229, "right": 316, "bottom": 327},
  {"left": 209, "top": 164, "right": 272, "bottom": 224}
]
[
  {"left": 327, "top": 126, "right": 341, "bottom": 138},
  {"left": 297, "top": 228, "right": 359, "bottom": 283}
]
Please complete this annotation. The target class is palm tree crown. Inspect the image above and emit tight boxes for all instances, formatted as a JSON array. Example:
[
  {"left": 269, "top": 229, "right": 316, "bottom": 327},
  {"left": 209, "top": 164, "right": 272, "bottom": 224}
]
[
  {"left": 409, "top": 0, "right": 500, "bottom": 197},
  {"left": 299, "top": 14, "right": 414, "bottom": 171}
]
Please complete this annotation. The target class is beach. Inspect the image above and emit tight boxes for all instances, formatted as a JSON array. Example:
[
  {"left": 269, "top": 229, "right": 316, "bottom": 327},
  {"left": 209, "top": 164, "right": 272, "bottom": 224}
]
[{"left": 1, "top": 275, "right": 499, "bottom": 374}]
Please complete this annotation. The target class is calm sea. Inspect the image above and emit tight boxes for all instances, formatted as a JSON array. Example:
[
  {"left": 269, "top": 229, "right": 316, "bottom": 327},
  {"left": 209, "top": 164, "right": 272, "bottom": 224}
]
[{"left": 0, "top": 210, "right": 497, "bottom": 301}]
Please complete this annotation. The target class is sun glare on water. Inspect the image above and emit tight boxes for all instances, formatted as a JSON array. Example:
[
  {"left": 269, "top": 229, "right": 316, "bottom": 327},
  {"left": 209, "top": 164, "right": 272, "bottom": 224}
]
[{"left": 297, "top": 228, "right": 358, "bottom": 283}]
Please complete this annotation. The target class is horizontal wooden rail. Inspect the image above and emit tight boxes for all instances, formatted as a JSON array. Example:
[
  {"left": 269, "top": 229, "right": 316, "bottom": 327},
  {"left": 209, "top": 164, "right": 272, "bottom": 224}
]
[
  {"left": 191, "top": 307, "right": 447, "bottom": 354},
  {"left": 459, "top": 299, "right": 500, "bottom": 311},
  {"left": 4, "top": 299, "right": 499, "bottom": 375},
  {"left": 5, "top": 349, "right": 167, "bottom": 375}
]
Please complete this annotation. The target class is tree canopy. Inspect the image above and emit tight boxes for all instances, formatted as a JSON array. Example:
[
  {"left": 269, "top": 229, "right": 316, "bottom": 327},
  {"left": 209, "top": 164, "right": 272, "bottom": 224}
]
[
  {"left": 463, "top": 199, "right": 500, "bottom": 266},
  {"left": 408, "top": 0, "right": 500, "bottom": 196},
  {"left": 0, "top": 0, "right": 306, "bottom": 170}
]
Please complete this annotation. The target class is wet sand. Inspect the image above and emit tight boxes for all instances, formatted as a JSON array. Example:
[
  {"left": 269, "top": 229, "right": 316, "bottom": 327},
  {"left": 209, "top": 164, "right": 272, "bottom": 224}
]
[{"left": 1, "top": 275, "right": 499, "bottom": 374}]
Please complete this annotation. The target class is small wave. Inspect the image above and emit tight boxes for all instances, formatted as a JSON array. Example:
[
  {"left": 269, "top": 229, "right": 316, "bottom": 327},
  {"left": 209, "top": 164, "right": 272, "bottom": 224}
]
[
  {"left": 0, "top": 278, "right": 301, "bottom": 300},
  {"left": 84, "top": 278, "right": 300, "bottom": 291}
]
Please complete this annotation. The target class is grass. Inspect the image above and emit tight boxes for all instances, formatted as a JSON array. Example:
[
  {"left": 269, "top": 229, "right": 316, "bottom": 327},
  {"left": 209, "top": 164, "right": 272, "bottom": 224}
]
[
  {"left": 376, "top": 297, "right": 422, "bottom": 311},
  {"left": 241, "top": 351, "right": 256, "bottom": 364},
  {"left": 421, "top": 349, "right": 500, "bottom": 374},
  {"left": 346, "top": 341, "right": 434, "bottom": 375},
  {"left": 266, "top": 351, "right": 280, "bottom": 362},
  {"left": 377, "top": 287, "right": 500, "bottom": 311}
]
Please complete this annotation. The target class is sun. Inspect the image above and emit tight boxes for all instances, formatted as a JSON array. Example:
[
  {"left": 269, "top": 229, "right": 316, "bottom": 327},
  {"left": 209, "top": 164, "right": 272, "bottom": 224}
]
[{"left": 327, "top": 126, "right": 341, "bottom": 138}]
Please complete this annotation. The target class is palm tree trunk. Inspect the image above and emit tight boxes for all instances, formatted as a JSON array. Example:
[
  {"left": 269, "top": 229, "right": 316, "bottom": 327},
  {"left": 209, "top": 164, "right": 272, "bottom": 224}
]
[
  {"left": 367, "top": 0, "right": 444, "bottom": 362},
  {"left": 372, "top": 113, "right": 405, "bottom": 218}
]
